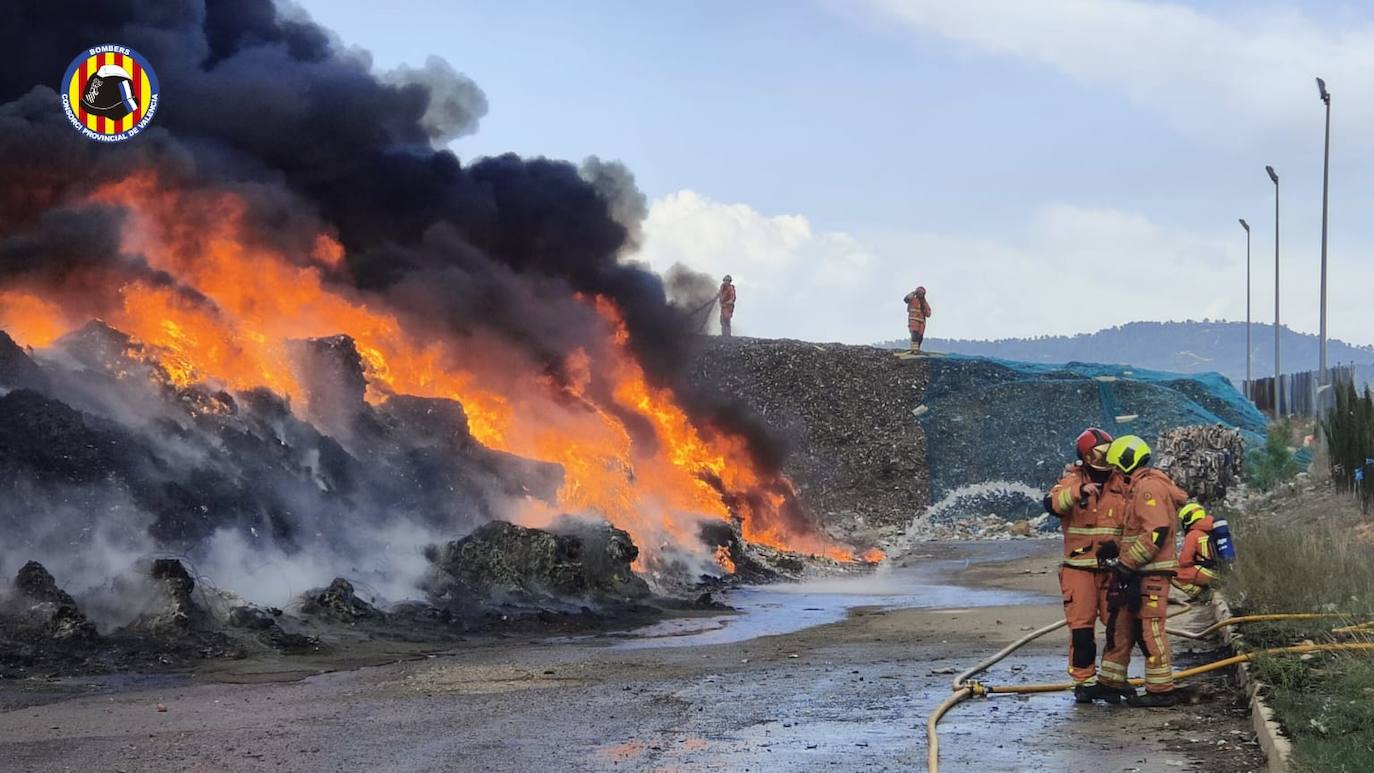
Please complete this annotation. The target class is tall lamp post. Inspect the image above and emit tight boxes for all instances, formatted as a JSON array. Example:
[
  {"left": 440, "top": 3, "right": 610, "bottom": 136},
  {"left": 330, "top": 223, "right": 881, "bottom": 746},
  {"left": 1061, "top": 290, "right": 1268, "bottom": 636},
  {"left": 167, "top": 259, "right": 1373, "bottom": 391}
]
[
  {"left": 1266, "top": 165, "right": 1281, "bottom": 416},
  {"left": 1239, "top": 218, "right": 1251, "bottom": 400},
  {"left": 1317, "top": 77, "right": 1331, "bottom": 384}
]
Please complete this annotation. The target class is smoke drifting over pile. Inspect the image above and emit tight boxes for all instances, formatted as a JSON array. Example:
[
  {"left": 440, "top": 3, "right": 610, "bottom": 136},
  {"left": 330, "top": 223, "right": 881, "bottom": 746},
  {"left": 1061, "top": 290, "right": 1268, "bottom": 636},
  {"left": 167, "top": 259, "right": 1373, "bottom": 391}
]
[{"left": 0, "top": 0, "right": 856, "bottom": 606}]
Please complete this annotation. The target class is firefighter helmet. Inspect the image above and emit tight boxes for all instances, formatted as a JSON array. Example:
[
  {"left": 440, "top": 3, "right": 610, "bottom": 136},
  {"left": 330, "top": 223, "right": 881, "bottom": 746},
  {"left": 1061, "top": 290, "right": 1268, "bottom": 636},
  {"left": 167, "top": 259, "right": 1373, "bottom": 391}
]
[
  {"left": 1106, "top": 435, "right": 1151, "bottom": 474},
  {"left": 722, "top": 275, "right": 732, "bottom": 283},
  {"left": 1179, "top": 503, "right": 1207, "bottom": 528},
  {"left": 915, "top": 286, "right": 926, "bottom": 296},
  {"left": 1075, "top": 427, "right": 1114, "bottom": 468},
  {"left": 80, "top": 63, "right": 138, "bottom": 120}
]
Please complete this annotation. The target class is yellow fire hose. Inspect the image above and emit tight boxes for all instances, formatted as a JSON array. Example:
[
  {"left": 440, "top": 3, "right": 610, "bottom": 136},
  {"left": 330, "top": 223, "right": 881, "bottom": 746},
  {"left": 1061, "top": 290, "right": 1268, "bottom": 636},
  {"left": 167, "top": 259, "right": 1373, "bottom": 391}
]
[
  {"left": 1170, "top": 612, "right": 1357, "bottom": 640},
  {"left": 927, "top": 612, "right": 1374, "bottom": 773},
  {"left": 1332, "top": 619, "right": 1374, "bottom": 635}
]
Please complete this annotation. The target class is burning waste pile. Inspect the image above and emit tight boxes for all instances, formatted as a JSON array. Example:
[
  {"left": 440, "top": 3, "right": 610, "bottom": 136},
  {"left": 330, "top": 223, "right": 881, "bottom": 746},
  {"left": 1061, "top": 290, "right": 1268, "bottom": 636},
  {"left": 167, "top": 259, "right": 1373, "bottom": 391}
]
[{"left": 0, "top": 0, "right": 874, "bottom": 673}]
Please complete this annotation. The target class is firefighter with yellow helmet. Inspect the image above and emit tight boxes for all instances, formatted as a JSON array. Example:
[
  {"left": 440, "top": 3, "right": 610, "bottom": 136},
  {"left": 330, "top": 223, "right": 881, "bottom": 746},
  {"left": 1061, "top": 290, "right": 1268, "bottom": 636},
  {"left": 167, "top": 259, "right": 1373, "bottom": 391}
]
[
  {"left": 1097, "top": 435, "right": 1190, "bottom": 707},
  {"left": 1172, "top": 503, "right": 1220, "bottom": 600}
]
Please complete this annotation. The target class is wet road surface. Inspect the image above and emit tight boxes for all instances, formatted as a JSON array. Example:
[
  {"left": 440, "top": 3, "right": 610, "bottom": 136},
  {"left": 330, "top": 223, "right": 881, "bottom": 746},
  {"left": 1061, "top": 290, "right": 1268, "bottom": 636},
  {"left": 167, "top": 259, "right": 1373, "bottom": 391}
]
[{"left": 0, "top": 540, "right": 1265, "bottom": 772}]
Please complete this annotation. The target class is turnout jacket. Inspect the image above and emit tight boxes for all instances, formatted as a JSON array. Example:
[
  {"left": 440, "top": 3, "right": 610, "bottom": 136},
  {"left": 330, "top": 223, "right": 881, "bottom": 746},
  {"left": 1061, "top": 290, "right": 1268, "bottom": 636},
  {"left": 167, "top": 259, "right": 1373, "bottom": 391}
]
[
  {"left": 903, "top": 292, "right": 931, "bottom": 331},
  {"left": 1119, "top": 468, "right": 1188, "bottom": 574},
  {"left": 1047, "top": 464, "right": 1127, "bottom": 571}
]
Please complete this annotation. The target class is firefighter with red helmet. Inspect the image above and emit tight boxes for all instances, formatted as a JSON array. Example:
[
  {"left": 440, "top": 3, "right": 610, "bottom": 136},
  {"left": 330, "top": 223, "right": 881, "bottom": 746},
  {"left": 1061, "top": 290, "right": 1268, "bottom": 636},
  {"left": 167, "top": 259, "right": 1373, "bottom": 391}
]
[
  {"left": 1098, "top": 435, "right": 1190, "bottom": 707},
  {"left": 1044, "top": 427, "right": 1128, "bottom": 703}
]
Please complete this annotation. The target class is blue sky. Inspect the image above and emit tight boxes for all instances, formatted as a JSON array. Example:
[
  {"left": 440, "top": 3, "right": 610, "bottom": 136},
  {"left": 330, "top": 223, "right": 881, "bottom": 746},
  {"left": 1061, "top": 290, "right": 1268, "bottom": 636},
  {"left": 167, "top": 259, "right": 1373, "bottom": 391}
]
[{"left": 298, "top": 0, "right": 1374, "bottom": 352}]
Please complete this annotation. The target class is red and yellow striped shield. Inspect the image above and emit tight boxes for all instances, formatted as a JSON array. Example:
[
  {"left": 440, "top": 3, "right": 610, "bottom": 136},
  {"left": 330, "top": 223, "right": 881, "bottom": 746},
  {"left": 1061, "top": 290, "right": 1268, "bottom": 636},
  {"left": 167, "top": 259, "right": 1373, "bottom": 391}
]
[{"left": 60, "top": 45, "right": 160, "bottom": 141}]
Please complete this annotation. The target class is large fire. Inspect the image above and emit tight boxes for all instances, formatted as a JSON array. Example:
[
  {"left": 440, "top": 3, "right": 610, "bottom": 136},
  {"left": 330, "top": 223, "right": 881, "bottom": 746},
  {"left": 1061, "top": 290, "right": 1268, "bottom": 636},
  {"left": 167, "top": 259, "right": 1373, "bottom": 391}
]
[{"left": 0, "top": 173, "right": 874, "bottom": 570}]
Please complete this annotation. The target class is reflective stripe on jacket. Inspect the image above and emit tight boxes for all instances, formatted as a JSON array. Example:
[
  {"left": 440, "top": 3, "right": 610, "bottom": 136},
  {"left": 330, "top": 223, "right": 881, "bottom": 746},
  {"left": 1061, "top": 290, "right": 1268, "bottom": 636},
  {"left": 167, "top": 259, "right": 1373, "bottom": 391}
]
[
  {"left": 1047, "top": 465, "right": 1126, "bottom": 570},
  {"left": 903, "top": 293, "right": 931, "bottom": 330},
  {"left": 1176, "top": 517, "right": 1219, "bottom": 585},
  {"left": 1119, "top": 468, "right": 1188, "bottom": 574}
]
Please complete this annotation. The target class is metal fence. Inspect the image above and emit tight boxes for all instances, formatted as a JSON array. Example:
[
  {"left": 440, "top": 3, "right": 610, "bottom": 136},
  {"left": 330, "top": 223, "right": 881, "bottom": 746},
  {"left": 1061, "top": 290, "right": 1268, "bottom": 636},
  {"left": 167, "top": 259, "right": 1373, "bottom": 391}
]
[{"left": 1245, "top": 363, "right": 1358, "bottom": 417}]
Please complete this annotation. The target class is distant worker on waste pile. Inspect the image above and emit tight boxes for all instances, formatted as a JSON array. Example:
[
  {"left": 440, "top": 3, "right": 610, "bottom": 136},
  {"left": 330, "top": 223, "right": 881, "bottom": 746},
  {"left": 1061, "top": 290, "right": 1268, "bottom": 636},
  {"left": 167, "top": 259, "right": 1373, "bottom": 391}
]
[
  {"left": 1097, "top": 435, "right": 1190, "bottom": 708},
  {"left": 1171, "top": 504, "right": 1222, "bottom": 600},
  {"left": 717, "top": 275, "right": 736, "bottom": 337},
  {"left": 1044, "top": 428, "right": 1128, "bottom": 704},
  {"left": 902, "top": 286, "right": 931, "bottom": 353}
]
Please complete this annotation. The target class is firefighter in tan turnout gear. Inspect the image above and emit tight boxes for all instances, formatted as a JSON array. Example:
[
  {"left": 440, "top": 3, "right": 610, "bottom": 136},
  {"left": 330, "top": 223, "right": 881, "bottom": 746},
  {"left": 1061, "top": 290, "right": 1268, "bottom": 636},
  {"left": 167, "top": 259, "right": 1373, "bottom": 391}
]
[
  {"left": 717, "top": 275, "right": 736, "bottom": 337},
  {"left": 902, "top": 286, "right": 931, "bottom": 353},
  {"left": 1045, "top": 428, "right": 1129, "bottom": 703},
  {"left": 1097, "top": 435, "right": 1190, "bottom": 707}
]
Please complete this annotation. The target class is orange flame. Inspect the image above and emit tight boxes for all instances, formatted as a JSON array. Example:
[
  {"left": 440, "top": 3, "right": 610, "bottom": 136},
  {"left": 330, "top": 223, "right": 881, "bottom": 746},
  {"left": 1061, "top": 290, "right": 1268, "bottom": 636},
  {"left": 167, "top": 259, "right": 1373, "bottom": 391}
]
[{"left": 0, "top": 172, "right": 865, "bottom": 569}]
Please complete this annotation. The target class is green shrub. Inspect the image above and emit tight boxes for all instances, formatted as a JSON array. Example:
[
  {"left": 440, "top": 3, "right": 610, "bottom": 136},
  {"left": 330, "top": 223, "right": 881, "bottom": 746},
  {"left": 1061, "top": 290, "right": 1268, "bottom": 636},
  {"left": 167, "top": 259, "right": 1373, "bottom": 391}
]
[{"left": 1246, "top": 419, "right": 1301, "bottom": 491}]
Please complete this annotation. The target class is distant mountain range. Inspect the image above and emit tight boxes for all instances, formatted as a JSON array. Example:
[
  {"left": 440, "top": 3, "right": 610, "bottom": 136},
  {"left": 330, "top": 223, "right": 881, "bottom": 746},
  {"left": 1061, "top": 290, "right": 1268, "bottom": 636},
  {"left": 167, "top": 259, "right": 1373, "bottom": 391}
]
[{"left": 879, "top": 321, "right": 1374, "bottom": 388}]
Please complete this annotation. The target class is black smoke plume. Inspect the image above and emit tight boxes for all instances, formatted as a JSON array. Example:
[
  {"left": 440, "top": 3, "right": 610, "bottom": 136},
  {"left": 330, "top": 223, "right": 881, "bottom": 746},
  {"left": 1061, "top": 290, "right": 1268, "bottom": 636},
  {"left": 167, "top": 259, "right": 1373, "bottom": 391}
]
[
  {"left": 0, "top": 0, "right": 818, "bottom": 603},
  {"left": 0, "top": 0, "right": 709, "bottom": 385}
]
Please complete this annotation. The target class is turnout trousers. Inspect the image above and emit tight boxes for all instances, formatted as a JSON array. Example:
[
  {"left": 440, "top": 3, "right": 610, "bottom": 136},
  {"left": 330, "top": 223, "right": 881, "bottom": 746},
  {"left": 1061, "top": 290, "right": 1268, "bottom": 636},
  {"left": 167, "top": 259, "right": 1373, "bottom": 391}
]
[
  {"left": 1059, "top": 567, "right": 1111, "bottom": 685},
  {"left": 1100, "top": 574, "right": 1175, "bottom": 694}
]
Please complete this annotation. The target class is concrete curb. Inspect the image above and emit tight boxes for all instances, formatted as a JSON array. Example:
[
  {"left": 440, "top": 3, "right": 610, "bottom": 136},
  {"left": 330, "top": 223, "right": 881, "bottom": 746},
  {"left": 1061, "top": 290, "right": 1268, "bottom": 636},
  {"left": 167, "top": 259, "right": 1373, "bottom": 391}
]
[{"left": 1210, "top": 591, "right": 1292, "bottom": 773}]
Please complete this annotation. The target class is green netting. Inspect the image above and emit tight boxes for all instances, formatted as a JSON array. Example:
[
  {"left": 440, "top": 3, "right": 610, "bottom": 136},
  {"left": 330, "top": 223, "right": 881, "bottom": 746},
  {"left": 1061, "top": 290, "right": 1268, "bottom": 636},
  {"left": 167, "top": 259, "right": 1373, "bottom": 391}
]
[{"left": 917, "top": 354, "right": 1268, "bottom": 511}]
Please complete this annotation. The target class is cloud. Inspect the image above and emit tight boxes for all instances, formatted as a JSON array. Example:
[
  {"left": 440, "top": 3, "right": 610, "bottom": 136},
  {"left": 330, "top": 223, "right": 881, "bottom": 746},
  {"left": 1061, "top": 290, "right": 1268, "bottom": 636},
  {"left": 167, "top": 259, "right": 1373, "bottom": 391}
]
[
  {"left": 859, "top": 0, "right": 1374, "bottom": 140},
  {"left": 638, "top": 191, "right": 875, "bottom": 340},
  {"left": 637, "top": 189, "right": 1373, "bottom": 345}
]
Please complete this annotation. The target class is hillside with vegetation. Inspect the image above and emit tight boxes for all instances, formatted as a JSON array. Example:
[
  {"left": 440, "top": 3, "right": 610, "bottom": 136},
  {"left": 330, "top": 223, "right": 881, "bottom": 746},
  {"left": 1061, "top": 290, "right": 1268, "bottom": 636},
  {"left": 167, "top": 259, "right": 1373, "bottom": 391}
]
[{"left": 880, "top": 321, "right": 1374, "bottom": 388}]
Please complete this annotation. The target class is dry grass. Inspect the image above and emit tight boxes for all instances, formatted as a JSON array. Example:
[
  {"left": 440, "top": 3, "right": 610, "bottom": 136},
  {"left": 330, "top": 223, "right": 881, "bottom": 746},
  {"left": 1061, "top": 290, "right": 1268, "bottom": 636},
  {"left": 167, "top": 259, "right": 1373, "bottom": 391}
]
[
  {"left": 1222, "top": 518, "right": 1374, "bottom": 621},
  {"left": 1223, "top": 488, "right": 1374, "bottom": 772}
]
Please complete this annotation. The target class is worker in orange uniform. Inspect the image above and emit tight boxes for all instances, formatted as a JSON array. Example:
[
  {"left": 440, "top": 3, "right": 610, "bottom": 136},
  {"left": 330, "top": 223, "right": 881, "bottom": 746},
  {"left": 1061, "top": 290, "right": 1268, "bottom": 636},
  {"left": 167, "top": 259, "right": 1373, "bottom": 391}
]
[
  {"left": 1044, "top": 428, "right": 1128, "bottom": 703},
  {"left": 1098, "top": 435, "right": 1190, "bottom": 707},
  {"left": 718, "top": 275, "right": 736, "bottom": 337},
  {"left": 1172, "top": 503, "right": 1220, "bottom": 600},
  {"left": 902, "top": 286, "right": 931, "bottom": 353}
]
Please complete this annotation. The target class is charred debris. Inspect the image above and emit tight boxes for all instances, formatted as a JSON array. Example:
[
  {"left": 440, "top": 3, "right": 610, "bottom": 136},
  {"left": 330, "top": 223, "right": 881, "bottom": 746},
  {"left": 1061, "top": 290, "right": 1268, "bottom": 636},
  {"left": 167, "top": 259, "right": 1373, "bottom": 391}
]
[{"left": 0, "top": 327, "right": 856, "bottom": 677}]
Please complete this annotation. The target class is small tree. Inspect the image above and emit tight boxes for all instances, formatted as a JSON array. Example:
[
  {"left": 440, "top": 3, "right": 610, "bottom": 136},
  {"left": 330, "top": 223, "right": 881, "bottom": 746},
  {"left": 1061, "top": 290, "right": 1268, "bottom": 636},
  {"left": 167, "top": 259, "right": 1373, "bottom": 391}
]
[
  {"left": 1246, "top": 419, "right": 1301, "bottom": 492},
  {"left": 1323, "top": 380, "right": 1374, "bottom": 510}
]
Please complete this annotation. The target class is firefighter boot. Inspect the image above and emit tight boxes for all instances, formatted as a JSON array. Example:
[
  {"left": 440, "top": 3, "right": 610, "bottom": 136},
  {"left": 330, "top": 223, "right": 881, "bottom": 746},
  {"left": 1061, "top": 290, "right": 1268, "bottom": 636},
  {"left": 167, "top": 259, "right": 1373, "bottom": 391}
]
[
  {"left": 1127, "top": 689, "right": 1179, "bottom": 708},
  {"left": 1073, "top": 683, "right": 1102, "bottom": 703},
  {"left": 1089, "top": 682, "right": 1136, "bottom": 705}
]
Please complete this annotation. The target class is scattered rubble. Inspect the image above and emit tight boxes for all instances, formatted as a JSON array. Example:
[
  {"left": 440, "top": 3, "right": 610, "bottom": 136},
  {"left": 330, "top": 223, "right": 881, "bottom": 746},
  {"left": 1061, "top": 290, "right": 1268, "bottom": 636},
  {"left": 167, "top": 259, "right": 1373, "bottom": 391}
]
[
  {"left": 13, "top": 561, "right": 98, "bottom": 642},
  {"left": 300, "top": 578, "right": 386, "bottom": 624},
  {"left": 0, "top": 558, "right": 323, "bottom": 677},
  {"left": 424, "top": 519, "right": 651, "bottom": 611},
  {"left": 131, "top": 558, "right": 204, "bottom": 634}
]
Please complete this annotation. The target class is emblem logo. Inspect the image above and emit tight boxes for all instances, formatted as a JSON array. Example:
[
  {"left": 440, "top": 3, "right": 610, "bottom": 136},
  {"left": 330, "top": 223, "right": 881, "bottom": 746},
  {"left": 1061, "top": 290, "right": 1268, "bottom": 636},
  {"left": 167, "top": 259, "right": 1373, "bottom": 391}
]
[{"left": 60, "top": 44, "right": 160, "bottom": 142}]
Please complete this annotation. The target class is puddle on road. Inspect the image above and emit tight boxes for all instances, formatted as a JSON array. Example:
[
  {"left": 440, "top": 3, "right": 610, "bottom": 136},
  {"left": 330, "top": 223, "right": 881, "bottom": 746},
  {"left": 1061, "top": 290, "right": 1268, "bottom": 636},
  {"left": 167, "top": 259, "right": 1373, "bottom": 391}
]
[{"left": 609, "top": 544, "right": 1049, "bottom": 649}]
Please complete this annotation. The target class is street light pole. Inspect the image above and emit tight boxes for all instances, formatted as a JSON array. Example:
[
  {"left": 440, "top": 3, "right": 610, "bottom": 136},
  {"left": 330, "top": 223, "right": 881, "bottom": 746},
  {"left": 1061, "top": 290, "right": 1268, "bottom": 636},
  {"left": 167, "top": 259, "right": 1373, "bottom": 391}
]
[
  {"left": 1317, "top": 77, "right": 1331, "bottom": 384},
  {"left": 1239, "top": 218, "right": 1251, "bottom": 400},
  {"left": 1266, "top": 165, "right": 1281, "bottom": 416}
]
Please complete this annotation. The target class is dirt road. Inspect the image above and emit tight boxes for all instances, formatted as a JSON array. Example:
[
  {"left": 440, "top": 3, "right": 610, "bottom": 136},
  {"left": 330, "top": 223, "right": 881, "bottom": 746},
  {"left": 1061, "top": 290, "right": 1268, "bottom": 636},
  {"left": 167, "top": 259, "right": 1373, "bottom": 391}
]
[{"left": 0, "top": 541, "right": 1264, "bottom": 772}]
